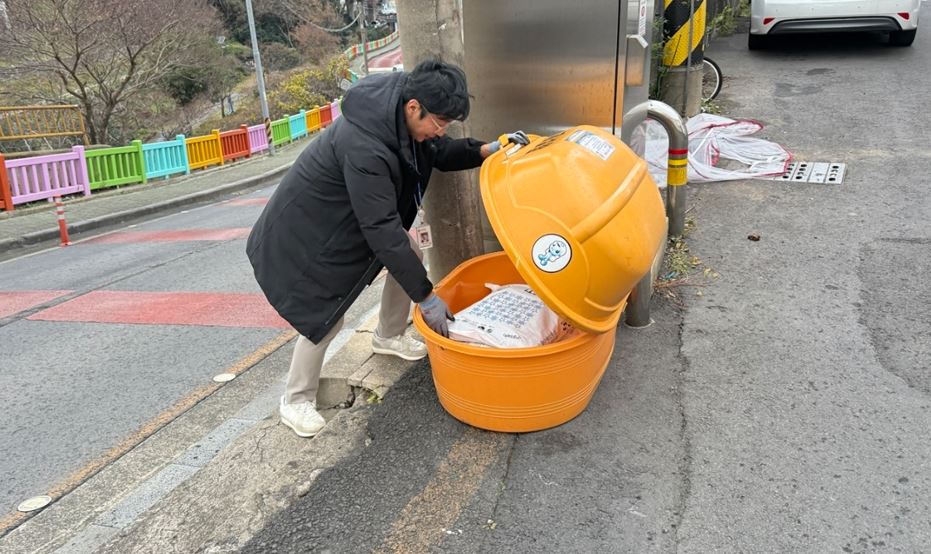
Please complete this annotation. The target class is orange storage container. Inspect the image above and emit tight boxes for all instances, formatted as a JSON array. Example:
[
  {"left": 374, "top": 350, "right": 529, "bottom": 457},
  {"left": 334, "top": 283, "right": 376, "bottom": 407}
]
[
  {"left": 413, "top": 125, "right": 666, "bottom": 432},
  {"left": 413, "top": 252, "right": 616, "bottom": 432}
]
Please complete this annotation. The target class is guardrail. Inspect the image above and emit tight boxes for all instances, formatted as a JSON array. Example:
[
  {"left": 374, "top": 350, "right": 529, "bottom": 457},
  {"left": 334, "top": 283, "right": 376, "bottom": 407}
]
[
  {"left": 270, "top": 117, "right": 291, "bottom": 147},
  {"left": 288, "top": 111, "right": 308, "bottom": 141},
  {"left": 247, "top": 124, "right": 269, "bottom": 154},
  {"left": 306, "top": 107, "right": 322, "bottom": 134},
  {"left": 186, "top": 130, "right": 224, "bottom": 171},
  {"left": 220, "top": 125, "right": 252, "bottom": 163},
  {"left": 143, "top": 135, "right": 190, "bottom": 180},
  {"left": 85, "top": 141, "right": 147, "bottom": 190},
  {"left": 0, "top": 104, "right": 89, "bottom": 146},
  {"left": 342, "top": 30, "right": 400, "bottom": 62},
  {"left": 2, "top": 146, "right": 91, "bottom": 207},
  {"left": 0, "top": 97, "right": 342, "bottom": 211},
  {"left": 0, "top": 154, "right": 13, "bottom": 212},
  {"left": 320, "top": 105, "right": 333, "bottom": 129}
]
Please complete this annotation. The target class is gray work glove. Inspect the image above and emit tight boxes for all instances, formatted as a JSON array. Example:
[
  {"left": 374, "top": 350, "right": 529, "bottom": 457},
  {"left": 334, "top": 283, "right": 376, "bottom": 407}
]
[
  {"left": 487, "top": 131, "right": 531, "bottom": 153},
  {"left": 419, "top": 293, "right": 455, "bottom": 338}
]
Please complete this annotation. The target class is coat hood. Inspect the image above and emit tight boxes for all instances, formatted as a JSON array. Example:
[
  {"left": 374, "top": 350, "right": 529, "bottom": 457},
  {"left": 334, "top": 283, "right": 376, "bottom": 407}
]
[{"left": 340, "top": 72, "right": 411, "bottom": 157}]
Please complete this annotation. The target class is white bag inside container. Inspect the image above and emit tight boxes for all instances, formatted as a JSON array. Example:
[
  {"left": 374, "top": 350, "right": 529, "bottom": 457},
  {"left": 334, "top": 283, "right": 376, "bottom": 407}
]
[{"left": 447, "top": 283, "right": 578, "bottom": 348}]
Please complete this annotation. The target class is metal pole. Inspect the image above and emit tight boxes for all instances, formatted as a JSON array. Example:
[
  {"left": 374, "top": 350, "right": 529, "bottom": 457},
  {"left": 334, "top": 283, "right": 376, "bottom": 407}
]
[
  {"left": 245, "top": 0, "right": 275, "bottom": 155},
  {"left": 358, "top": 4, "right": 370, "bottom": 76},
  {"left": 622, "top": 100, "right": 689, "bottom": 328}
]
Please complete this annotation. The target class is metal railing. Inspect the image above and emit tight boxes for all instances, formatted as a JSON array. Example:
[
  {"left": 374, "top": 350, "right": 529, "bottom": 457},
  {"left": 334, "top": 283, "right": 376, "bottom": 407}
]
[
  {"left": 622, "top": 100, "right": 689, "bottom": 328},
  {"left": 0, "top": 105, "right": 89, "bottom": 145}
]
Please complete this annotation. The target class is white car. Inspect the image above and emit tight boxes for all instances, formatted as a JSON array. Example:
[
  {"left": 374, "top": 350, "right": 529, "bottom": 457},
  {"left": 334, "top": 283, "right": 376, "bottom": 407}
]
[{"left": 749, "top": 0, "right": 921, "bottom": 49}]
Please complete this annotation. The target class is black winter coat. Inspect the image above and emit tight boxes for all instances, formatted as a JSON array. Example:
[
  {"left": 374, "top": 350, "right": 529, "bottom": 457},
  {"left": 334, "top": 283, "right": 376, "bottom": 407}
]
[{"left": 246, "top": 72, "right": 485, "bottom": 343}]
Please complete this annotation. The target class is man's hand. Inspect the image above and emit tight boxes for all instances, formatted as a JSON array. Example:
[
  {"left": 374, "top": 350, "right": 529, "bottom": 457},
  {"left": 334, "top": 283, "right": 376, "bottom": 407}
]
[
  {"left": 487, "top": 131, "right": 531, "bottom": 154},
  {"left": 419, "top": 293, "right": 455, "bottom": 337}
]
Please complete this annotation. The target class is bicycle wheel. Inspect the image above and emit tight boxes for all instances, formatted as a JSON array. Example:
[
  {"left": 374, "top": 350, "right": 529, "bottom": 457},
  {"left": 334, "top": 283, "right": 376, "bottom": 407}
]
[{"left": 701, "top": 57, "right": 722, "bottom": 102}]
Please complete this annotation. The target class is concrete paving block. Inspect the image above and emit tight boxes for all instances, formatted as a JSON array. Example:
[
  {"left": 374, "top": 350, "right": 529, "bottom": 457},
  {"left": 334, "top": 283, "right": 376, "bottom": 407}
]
[
  {"left": 172, "top": 418, "right": 256, "bottom": 468},
  {"left": 98, "top": 405, "right": 372, "bottom": 553},
  {"left": 357, "top": 355, "right": 417, "bottom": 399},
  {"left": 318, "top": 332, "right": 374, "bottom": 408},
  {"left": 51, "top": 524, "right": 120, "bottom": 554},
  {"left": 94, "top": 464, "right": 198, "bottom": 529}
]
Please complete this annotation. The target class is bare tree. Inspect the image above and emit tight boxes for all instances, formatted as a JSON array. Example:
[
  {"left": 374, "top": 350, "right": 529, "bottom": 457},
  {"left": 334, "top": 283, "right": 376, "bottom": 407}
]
[{"left": 0, "top": 0, "right": 220, "bottom": 144}]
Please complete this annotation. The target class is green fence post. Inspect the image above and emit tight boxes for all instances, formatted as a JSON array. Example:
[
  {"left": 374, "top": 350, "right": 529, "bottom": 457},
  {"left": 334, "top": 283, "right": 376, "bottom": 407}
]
[{"left": 132, "top": 140, "right": 147, "bottom": 184}]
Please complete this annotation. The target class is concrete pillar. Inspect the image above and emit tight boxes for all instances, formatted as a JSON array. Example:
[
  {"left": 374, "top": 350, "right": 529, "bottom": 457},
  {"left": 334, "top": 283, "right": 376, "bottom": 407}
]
[
  {"left": 659, "top": 66, "right": 704, "bottom": 117},
  {"left": 396, "top": 0, "right": 485, "bottom": 282}
]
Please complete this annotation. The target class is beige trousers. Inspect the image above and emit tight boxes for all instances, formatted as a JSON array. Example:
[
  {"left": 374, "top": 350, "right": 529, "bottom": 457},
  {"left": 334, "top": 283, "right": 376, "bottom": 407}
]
[{"left": 284, "top": 233, "right": 423, "bottom": 404}]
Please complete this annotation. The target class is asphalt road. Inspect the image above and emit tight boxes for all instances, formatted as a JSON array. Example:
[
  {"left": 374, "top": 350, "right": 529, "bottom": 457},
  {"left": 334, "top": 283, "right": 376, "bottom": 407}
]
[{"left": 245, "top": 15, "right": 931, "bottom": 554}]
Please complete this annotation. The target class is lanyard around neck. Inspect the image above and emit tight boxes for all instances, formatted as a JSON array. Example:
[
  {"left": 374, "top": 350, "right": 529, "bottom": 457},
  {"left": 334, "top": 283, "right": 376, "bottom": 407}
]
[{"left": 411, "top": 141, "right": 423, "bottom": 210}]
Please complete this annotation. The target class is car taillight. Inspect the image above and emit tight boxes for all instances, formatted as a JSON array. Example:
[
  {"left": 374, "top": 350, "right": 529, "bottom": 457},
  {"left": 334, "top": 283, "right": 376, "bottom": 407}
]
[
  {"left": 763, "top": 17, "right": 775, "bottom": 25},
  {"left": 898, "top": 12, "right": 910, "bottom": 20}
]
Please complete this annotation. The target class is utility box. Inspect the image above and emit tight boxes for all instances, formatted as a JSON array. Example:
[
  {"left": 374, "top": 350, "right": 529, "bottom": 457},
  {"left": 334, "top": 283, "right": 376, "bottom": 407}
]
[{"left": 462, "top": 0, "right": 656, "bottom": 252}]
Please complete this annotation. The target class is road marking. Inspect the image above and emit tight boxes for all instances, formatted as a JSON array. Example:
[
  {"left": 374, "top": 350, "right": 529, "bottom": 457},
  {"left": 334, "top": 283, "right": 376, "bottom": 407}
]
[
  {"left": 0, "top": 290, "right": 71, "bottom": 319},
  {"left": 379, "top": 429, "right": 502, "bottom": 553},
  {"left": 28, "top": 290, "right": 290, "bottom": 328},
  {"left": 83, "top": 228, "right": 252, "bottom": 244},
  {"left": 0, "top": 328, "right": 296, "bottom": 536},
  {"left": 225, "top": 198, "right": 269, "bottom": 206}
]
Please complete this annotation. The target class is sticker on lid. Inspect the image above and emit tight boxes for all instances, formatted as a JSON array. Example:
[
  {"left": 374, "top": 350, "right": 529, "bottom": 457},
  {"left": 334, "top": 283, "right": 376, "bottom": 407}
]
[
  {"left": 565, "top": 130, "right": 615, "bottom": 161},
  {"left": 532, "top": 234, "right": 572, "bottom": 273}
]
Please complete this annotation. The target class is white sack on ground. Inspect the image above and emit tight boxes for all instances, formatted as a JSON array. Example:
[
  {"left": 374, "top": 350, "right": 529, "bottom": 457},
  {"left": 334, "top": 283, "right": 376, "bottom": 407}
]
[
  {"left": 631, "top": 113, "right": 793, "bottom": 186},
  {"left": 447, "top": 284, "right": 577, "bottom": 348}
]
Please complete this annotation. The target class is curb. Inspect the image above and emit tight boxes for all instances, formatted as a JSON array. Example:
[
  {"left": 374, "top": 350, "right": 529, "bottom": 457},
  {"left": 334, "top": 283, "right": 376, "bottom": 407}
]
[{"left": 0, "top": 162, "right": 293, "bottom": 253}]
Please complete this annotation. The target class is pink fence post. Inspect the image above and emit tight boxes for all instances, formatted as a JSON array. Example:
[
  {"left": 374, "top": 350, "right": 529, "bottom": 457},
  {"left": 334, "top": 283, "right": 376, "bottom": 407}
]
[
  {"left": 73, "top": 145, "right": 92, "bottom": 196},
  {"left": 241, "top": 124, "right": 252, "bottom": 157}
]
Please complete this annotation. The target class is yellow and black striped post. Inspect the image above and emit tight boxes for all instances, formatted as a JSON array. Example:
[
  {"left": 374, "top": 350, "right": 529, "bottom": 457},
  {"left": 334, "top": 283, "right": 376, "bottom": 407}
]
[
  {"left": 661, "top": 0, "right": 706, "bottom": 116},
  {"left": 264, "top": 117, "right": 275, "bottom": 155}
]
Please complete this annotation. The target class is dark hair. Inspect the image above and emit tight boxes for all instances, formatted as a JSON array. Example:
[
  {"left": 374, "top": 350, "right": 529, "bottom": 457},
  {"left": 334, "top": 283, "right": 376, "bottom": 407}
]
[{"left": 402, "top": 59, "right": 471, "bottom": 121}]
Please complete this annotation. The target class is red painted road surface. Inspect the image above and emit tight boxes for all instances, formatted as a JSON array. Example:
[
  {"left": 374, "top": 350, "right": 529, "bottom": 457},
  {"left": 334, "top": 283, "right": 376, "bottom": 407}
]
[
  {"left": 225, "top": 198, "right": 269, "bottom": 206},
  {"left": 85, "top": 228, "right": 252, "bottom": 244},
  {"left": 369, "top": 47, "right": 403, "bottom": 69},
  {"left": 28, "top": 291, "right": 289, "bottom": 328},
  {"left": 0, "top": 291, "right": 71, "bottom": 319}
]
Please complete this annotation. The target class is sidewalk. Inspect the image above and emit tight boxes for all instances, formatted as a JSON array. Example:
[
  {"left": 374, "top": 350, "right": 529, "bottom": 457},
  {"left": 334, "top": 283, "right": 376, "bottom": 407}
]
[{"left": 0, "top": 139, "right": 307, "bottom": 258}]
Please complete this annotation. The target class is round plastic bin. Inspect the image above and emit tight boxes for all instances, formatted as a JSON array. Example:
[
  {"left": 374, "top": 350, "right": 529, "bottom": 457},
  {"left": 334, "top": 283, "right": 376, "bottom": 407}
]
[
  {"left": 413, "top": 251, "right": 617, "bottom": 433},
  {"left": 415, "top": 126, "right": 666, "bottom": 433}
]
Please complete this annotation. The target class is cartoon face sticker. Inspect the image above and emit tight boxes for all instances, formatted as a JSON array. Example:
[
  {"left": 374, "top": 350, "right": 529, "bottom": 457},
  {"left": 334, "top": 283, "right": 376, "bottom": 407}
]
[{"left": 532, "top": 234, "right": 572, "bottom": 273}]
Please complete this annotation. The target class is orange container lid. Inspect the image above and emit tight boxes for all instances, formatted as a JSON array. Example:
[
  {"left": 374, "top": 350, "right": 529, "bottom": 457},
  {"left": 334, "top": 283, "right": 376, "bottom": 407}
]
[{"left": 479, "top": 125, "right": 667, "bottom": 334}]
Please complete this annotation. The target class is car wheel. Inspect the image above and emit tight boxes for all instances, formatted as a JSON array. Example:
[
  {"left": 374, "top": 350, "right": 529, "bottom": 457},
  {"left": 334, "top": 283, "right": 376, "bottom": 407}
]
[
  {"left": 889, "top": 29, "right": 916, "bottom": 46},
  {"left": 748, "top": 33, "right": 766, "bottom": 50}
]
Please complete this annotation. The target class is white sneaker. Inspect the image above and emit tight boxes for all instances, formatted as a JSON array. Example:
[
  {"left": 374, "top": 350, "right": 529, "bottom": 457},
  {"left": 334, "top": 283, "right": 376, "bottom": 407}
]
[
  {"left": 372, "top": 332, "right": 427, "bottom": 361},
  {"left": 279, "top": 396, "right": 326, "bottom": 438}
]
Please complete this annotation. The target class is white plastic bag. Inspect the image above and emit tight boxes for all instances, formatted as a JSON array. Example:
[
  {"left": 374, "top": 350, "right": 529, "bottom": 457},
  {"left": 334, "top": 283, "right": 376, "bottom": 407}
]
[
  {"left": 631, "top": 113, "right": 793, "bottom": 186},
  {"left": 447, "top": 283, "right": 577, "bottom": 348}
]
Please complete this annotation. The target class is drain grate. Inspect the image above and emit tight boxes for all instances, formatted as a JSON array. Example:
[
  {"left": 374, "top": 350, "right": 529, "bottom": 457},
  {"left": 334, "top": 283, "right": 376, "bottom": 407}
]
[{"left": 772, "top": 161, "right": 846, "bottom": 184}]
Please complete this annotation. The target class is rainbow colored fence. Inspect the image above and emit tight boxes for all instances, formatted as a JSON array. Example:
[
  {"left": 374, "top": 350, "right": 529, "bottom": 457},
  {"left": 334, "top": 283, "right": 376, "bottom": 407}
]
[
  {"left": 85, "top": 141, "right": 147, "bottom": 190},
  {"left": 2, "top": 94, "right": 348, "bottom": 211},
  {"left": 2, "top": 146, "right": 91, "bottom": 207},
  {"left": 143, "top": 135, "right": 189, "bottom": 180}
]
